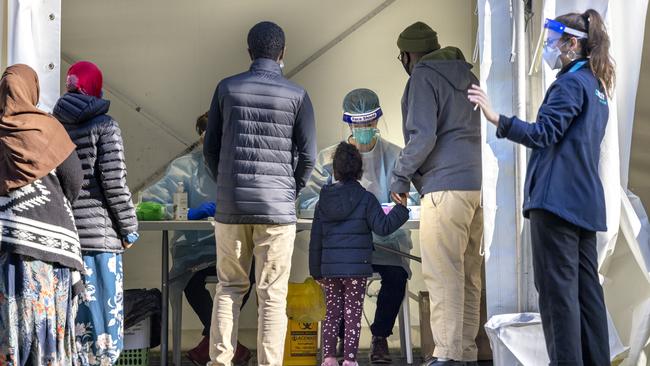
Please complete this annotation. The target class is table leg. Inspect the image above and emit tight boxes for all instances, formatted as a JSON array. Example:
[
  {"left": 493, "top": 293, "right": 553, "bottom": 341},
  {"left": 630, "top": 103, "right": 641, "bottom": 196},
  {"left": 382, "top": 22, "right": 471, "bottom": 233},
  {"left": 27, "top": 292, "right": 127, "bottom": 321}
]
[
  {"left": 402, "top": 287, "right": 413, "bottom": 364},
  {"left": 172, "top": 291, "right": 183, "bottom": 366},
  {"left": 161, "top": 230, "right": 169, "bottom": 365}
]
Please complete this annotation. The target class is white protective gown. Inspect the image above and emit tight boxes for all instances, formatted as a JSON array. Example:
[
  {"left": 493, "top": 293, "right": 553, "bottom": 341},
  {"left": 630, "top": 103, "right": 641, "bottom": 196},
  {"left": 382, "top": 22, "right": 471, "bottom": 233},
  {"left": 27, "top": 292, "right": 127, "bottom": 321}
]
[{"left": 141, "top": 148, "right": 217, "bottom": 283}]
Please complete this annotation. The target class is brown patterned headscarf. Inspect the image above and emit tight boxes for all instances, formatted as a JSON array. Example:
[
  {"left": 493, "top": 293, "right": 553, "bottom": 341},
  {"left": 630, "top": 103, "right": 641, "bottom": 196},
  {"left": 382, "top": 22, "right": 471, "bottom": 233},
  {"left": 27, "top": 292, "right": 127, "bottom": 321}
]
[{"left": 0, "top": 64, "right": 76, "bottom": 195}]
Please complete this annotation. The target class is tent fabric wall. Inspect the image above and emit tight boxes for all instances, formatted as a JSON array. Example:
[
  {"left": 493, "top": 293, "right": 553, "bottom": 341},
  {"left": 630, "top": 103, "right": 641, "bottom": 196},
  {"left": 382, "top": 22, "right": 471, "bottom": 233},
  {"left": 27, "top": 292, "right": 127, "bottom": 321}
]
[
  {"left": 618, "top": 189, "right": 650, "bottom": 362},
  {"left": 1, "top": 2, "right": 5, "bottom": 68},
  {"left": 630, "top": 22, "right": 650, "bottom": 211},
  {"left": 6, "top": 0, "right": 60, "bottom": 112},
  {"left": 478, "top": 0, "right": 535, "bottom": 318}
]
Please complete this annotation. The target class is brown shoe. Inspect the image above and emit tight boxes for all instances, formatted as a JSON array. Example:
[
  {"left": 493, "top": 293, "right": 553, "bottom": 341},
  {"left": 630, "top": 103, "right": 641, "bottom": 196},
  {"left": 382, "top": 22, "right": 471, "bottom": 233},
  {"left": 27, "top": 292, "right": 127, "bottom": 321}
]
[
  {"left": 369, "top": 336, "right": 392, "bottom": 364},
  {"left": 186, "top": 336, "right": 210, "bottom": 366},
  {"left": 232, "top": 341, "right": 252, "bottom": 366}
]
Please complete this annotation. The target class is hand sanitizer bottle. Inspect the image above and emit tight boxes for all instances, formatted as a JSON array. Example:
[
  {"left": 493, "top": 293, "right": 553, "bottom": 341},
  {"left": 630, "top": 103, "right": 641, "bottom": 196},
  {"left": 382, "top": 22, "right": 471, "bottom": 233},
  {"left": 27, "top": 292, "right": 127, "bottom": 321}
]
[{"left": 173, "top": 182, "right": 188, "bottom": 220}]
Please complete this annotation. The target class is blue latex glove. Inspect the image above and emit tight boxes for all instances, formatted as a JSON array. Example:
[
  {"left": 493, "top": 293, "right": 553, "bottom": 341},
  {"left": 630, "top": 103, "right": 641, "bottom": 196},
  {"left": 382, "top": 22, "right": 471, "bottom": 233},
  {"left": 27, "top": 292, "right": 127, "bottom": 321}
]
[
  {"left": 187, "top": 202, "right": 216, "bottom": 220},
  {"left": 125, "top": 232, "right": 140, "bottom": 244}
]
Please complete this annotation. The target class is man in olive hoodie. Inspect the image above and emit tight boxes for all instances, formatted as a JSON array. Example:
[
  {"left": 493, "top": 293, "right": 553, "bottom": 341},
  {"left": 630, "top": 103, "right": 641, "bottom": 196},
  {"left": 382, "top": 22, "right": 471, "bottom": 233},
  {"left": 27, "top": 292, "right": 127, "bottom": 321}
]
[{"left": 390, "top": 22, "right": 483, "bottom": 366}]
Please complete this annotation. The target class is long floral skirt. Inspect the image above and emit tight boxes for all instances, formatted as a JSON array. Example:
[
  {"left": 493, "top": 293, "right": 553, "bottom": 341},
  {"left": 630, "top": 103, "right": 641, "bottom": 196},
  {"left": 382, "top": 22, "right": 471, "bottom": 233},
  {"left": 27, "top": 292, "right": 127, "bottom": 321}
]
[
  {"left": 75, "top": 252, "right": 124, "bottom": 366},
  {"left": 0, "top": 252, "right": 77, "bottom": 366}
]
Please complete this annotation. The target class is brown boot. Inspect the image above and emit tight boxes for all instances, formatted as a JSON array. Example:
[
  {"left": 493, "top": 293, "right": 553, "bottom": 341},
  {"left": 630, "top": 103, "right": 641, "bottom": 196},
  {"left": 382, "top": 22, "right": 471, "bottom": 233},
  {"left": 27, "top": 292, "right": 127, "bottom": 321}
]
[
  {"left": 232, "top": 341, "right": 252, "bottom": 366},
  {"left": 369, "top": 336, "right": 392, "bottom": 364},
  {"left": 186, "top": 336, "right": 210, "bottom": 366}
]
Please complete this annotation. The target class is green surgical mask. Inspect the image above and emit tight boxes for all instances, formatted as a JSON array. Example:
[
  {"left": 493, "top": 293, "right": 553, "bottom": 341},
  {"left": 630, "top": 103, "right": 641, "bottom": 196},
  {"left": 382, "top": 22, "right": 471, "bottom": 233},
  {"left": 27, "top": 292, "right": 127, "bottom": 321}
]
[{"left": 352, "top": 127, "right": 378, "bottom": 145}]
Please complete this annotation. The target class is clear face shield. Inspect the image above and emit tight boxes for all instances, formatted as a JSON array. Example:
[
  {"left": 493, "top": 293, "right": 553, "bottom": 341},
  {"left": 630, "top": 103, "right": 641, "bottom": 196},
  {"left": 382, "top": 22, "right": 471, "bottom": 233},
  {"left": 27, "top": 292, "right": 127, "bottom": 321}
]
[
  {"left": 529, "top": 18, "right": 588, "bottom": 74},
  {"left": 340, "top": 107, "right": 389, "bottom": 150}
]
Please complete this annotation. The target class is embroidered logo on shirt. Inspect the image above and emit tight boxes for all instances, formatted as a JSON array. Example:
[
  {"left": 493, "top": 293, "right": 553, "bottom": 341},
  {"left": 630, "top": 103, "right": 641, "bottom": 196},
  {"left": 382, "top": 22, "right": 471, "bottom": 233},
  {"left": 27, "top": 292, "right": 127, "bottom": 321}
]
[{"left": 595, "top": 89, "right": 608, "bottom": 105}]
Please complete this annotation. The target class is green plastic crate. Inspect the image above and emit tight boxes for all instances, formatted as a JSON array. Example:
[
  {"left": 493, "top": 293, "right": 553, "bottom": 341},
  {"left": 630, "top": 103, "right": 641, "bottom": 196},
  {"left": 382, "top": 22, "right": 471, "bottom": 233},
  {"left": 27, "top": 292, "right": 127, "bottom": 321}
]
[{"left": 116, "top": 348, "right": 149, "bottom": 366}]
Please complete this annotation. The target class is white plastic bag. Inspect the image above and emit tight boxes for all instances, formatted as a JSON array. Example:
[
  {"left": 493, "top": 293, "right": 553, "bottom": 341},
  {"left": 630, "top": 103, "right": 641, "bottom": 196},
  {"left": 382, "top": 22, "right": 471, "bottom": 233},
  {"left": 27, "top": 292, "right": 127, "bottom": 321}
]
[
  {"left": 484, "top": 313, "right": 550, "bottom": 366},
  {"left": 485, "top": 312, "right": 629, "bottom": 365}
]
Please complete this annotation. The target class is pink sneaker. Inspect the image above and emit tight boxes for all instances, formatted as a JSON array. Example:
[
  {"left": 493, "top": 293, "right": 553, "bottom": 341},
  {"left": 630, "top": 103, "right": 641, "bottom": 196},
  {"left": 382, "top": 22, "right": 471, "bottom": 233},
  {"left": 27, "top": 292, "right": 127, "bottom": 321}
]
[
  {"left": 342, "top": 360, "right": 359, "bottom": 366},
  {"left": 321, "top": 356, "right": 339, "bottom": 366}
]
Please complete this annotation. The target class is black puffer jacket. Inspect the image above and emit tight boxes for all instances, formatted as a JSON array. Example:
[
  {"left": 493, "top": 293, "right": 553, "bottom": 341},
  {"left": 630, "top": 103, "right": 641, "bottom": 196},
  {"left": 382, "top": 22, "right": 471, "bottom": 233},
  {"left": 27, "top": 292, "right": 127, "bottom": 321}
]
[
  {"left": 204, "top": 58, "right": 317, "bottom": 224},
  {"left": 309, "top": 181, "right": 410, "bottom": 278},
  {"left": 53, "top": 92, "right": 138, "bottom": 252}
]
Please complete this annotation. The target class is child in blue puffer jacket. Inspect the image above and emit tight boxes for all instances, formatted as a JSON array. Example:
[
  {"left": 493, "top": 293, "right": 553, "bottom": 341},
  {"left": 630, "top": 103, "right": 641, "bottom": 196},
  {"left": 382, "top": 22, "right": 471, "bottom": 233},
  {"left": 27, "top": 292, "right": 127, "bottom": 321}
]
[{"left": 309, "top": 142, "right": 409, "bottom": 366}]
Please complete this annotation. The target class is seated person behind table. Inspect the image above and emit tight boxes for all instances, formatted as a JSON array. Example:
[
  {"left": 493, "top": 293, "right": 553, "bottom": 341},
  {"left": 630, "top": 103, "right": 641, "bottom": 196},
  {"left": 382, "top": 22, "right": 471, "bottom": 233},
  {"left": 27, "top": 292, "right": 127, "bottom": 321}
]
[
  {"left": 140, "top": 112, "right": 253, "bottom": 366},
  {"left": 298, "top": 88, "right": 418, "bottom": 364}
]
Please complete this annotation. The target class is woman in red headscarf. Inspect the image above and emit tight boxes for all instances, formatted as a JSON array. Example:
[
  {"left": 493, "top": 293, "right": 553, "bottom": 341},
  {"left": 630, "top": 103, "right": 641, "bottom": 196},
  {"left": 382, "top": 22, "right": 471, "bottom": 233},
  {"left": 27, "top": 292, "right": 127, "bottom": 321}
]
[
  {"left": 53, "top": 61, "right": 139, "bottom": 365},
  {"left": 0, "top": 64, "right": 84, "bottom": 365}
]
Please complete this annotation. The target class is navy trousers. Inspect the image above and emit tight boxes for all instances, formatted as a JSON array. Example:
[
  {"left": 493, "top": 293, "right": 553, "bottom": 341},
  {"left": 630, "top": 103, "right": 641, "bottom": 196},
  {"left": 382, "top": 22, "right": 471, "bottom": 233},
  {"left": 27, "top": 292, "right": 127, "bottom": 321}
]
[{"left": 529, "top": 210, "right": 610, "bottom": 366}]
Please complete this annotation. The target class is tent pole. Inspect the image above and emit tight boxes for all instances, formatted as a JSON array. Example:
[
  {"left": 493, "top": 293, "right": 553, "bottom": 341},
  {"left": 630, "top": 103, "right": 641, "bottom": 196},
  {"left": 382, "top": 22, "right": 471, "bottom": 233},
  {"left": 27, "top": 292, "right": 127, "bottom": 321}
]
[
  {"left": 513, "top": 0, "right": 528, "bottom": 313},
  {"left": 0, "top": 0, "right": 6, "bottom": 70}
]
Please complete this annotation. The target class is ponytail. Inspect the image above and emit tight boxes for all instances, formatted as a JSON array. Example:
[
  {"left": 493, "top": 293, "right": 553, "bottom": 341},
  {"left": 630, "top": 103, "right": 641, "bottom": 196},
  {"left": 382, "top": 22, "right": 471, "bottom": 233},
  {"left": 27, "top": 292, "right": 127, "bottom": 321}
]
[
  {"left": 556, "top": 9, "right": 616, "bottom": 96},
  {"left": 583, "top": 9, "right": 615, "bottom": 96}
]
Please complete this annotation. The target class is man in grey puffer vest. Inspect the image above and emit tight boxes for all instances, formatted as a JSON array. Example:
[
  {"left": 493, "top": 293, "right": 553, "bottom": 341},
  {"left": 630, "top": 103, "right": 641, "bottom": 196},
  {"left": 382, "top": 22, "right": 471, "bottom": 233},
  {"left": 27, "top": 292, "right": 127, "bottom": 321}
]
[
  {"left": 204, "top": 21, "right": 317, "bottom": 366},
  {"left": 390, "top": 22, "right": 483, "bottom": 366}
]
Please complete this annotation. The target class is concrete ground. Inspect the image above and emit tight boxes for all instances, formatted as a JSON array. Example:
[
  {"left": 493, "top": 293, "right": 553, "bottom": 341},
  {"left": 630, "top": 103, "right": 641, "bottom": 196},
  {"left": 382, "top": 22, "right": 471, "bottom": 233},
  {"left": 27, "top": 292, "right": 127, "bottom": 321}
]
[{"left": 148, "top": 350, "right": 495, "bottom": 365}]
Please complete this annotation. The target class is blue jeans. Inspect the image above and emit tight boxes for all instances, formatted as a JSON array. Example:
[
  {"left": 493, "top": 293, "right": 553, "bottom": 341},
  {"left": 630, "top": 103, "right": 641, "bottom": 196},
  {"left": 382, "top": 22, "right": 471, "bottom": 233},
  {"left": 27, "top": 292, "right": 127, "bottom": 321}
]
[{"left": 75, "top": 252, "right": 124, "bottom": 366}]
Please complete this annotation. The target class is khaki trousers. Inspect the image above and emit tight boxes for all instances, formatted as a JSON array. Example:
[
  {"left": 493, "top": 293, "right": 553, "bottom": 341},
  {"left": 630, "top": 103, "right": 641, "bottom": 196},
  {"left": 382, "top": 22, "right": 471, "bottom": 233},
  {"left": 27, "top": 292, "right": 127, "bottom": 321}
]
[
  {"left": 208, "top": 223, "right": 296, "bottom": 366},
  {"left": 420, "top": 191, "right": 483, "bottom": 361}
]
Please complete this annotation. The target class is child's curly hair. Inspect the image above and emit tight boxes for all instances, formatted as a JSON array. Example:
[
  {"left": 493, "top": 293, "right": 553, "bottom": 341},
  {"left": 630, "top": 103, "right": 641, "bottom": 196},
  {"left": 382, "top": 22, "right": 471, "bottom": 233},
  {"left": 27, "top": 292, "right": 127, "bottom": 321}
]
[{"left": 332, "top": 142, "right": 363, "bottom": 182}]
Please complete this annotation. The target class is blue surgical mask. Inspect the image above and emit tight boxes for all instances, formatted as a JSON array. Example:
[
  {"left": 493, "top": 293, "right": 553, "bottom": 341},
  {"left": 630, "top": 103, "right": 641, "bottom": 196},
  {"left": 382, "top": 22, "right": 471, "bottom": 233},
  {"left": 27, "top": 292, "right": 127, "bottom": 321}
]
[{"left": 352, "top": 127, "right": 378, "bottom": 145}]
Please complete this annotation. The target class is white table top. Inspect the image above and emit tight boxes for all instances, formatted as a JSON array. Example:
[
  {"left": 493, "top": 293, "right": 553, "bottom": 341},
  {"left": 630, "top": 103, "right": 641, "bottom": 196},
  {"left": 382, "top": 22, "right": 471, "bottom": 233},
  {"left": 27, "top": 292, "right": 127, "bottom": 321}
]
[
  {"left": 138, "top": 218, "right": 420, "bottom": 231},
  {"left": 138, "top": 220, "right": 216, "bottom": 231}
]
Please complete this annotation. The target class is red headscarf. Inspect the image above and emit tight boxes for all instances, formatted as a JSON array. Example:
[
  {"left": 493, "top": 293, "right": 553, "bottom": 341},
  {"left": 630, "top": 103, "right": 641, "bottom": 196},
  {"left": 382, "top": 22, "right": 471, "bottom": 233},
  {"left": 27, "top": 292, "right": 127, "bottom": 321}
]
[{"left": 66, "top": 61, "right": 103, "bottom": 98}]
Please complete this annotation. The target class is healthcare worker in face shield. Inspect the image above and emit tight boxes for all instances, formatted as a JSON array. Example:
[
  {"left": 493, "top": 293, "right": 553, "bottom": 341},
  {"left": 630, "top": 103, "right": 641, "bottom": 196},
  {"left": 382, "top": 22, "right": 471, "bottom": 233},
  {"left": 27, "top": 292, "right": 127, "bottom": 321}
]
[
  {"left": 141, "top": 113, "right": 253, "bottom": 366},
  {"left": 298, "top": 88, "right": 418, "bottom": 364},
  {"left": 469, "top": 10, "right": 614, "bottom": 365}
]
